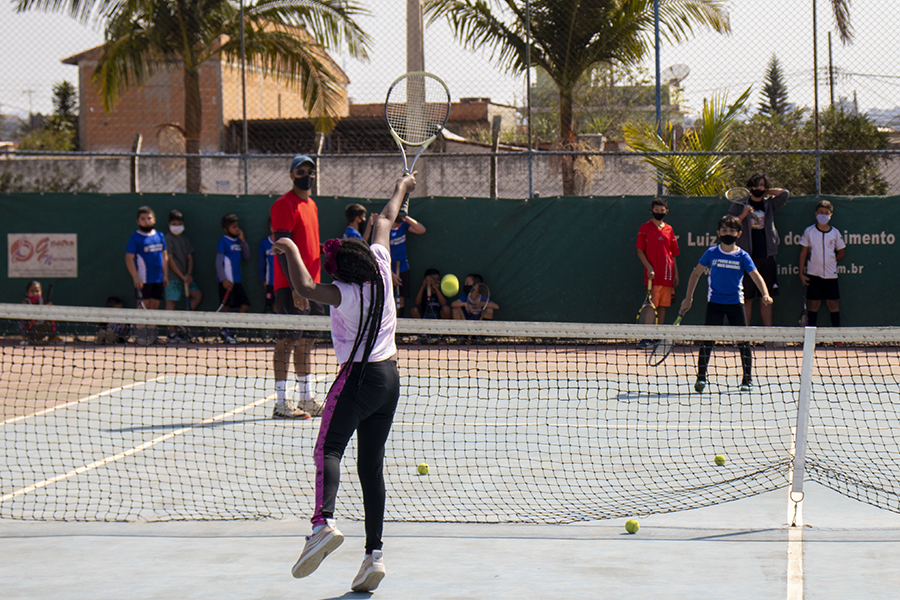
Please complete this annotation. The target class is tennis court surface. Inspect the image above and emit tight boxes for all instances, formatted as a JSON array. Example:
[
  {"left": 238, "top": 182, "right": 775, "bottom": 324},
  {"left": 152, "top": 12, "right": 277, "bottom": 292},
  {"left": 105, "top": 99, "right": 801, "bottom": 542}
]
[{"left": 3, "top": 304, "right": 900, "bottom": 598}]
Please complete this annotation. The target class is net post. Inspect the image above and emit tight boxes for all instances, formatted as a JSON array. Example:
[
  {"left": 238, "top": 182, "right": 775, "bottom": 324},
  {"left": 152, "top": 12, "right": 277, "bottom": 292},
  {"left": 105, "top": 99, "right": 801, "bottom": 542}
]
[{"left": 790, "top": 326, "right": 818, "bottom": 505}]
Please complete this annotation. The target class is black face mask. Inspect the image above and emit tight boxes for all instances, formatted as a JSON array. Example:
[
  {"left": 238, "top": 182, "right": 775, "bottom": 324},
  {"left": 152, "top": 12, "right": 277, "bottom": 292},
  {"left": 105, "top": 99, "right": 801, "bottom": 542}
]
[
  {"left": 720, "top": 234, "right": 738, "bottom": 245},
  {"left": 463, "top": 285, "right": 473, "bottom": 295},
  {"left": 652, "top": 212, "right": 666, "bottom": 221},
  {"left": 138, "top": 225, "right": 154, "bottom": 233},
  {"left": 750, "top": 189, "right": 765, "bottom": 198},
  {"left": 294, "top": 175, "right": 313, "bottom": 191}
]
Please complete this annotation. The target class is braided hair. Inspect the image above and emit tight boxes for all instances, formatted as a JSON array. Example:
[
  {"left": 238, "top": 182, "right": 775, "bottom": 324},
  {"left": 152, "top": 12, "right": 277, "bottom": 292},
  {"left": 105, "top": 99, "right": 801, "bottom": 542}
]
[{"left": 329, "top": 238, "right": 385, "bottom": 383}]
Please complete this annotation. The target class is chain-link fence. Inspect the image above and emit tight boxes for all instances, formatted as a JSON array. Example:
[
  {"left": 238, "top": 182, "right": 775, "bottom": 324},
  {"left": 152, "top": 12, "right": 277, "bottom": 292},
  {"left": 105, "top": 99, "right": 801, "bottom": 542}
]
[{"left": 2, "top": 0, "right": 899, "bottom": 198}]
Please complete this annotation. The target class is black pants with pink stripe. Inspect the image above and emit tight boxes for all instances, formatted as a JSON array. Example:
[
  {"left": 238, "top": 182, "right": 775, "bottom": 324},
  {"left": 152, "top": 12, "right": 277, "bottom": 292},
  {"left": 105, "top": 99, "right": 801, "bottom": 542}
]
[{"left": 312, "top": 359, "right": 400, "bottom": 554}]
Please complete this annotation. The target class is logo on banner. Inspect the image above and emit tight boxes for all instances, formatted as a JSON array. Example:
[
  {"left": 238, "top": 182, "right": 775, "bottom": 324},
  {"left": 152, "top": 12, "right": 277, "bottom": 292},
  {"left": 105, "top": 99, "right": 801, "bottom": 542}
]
[{"left": 7, "top": 234, "right": 78, "bottom": 278}]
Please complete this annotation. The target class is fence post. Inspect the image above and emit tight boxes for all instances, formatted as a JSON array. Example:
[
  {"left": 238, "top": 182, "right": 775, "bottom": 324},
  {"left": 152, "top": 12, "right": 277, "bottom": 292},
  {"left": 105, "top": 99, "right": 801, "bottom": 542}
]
[
  {"left": 130, "top": 133, "right": 142, "bottom": 193},
  {"left": 490, "top": 115, "right": 501, "bottom": 200}
]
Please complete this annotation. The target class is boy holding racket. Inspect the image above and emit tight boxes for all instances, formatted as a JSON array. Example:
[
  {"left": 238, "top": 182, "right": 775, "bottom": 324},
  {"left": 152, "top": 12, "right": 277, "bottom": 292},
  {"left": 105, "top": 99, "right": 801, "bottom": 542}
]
[
  {"left": 680, "top": 215, "right": 773, "bottom": 393},
  {"left": 451, "top": 274, "right": 499, "bottom": 320},
  {"left": 274, "top": 172, "right": 417, "bottom": 592},
  {"left": 215, "top": 213, "right": 250, "bottom": 342},
  {"left": 636, "top": 197, "right": 680, "bottom": 325}
]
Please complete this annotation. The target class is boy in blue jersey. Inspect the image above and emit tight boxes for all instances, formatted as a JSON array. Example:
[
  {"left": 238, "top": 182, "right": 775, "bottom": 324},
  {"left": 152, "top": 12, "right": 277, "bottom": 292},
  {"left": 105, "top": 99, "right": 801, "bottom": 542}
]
[
  {"left": 389, "top": 214, "right": 426, "bottom": 317},
  {"left": 258, "top": 217, "right": 276, "bottom": 313},
  {"left": 216, "top": 214, "right": 251, "bottom": 342},
  {"left": 680, "top": 215, "right": 773, "bottom": 393},
  {"left": 126, "top": 206, "right": 168, "bottom": 310},
  {"left": 343, "top": 203, "right": 373, "bottom": 241}
]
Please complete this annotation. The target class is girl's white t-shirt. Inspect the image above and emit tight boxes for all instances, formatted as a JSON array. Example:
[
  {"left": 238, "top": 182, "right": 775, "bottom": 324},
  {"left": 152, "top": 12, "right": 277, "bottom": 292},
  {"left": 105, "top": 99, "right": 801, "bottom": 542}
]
[{"left": 330, "top": 243, "right": 397, "bottom": 365}]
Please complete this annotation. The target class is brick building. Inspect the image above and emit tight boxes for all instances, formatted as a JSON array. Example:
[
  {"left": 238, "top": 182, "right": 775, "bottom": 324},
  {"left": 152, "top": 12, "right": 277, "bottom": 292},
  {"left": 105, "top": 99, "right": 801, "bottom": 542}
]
[{"left": 61, "top": 40, "right": 349, "bottom": 153}]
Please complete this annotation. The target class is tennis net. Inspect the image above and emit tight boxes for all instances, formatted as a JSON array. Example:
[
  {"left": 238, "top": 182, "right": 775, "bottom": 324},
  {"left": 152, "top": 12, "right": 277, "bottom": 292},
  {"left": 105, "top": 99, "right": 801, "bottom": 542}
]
[{"left": 1, "top": 303, "right": 899, "bottom": 523}]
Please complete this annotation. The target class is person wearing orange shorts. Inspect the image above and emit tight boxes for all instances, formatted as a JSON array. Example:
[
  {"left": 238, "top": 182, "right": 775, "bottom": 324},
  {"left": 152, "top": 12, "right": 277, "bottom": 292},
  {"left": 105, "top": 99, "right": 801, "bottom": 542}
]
[{"left": 636, "top": 197, "right": 680, "bottom": 327}]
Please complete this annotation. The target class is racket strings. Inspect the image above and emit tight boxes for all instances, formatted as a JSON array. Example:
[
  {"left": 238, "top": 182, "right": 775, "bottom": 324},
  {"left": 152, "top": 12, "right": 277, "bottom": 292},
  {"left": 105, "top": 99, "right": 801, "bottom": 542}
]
[{"left": 386, "top": 76, "right": 450, "bottom": 145}]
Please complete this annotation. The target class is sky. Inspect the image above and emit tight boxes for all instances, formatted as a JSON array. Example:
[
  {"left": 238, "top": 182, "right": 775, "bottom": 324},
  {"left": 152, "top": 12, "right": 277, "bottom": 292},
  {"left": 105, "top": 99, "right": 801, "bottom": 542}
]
[{"left": 1, "top": 0, "right": 898, "bottom": 126}]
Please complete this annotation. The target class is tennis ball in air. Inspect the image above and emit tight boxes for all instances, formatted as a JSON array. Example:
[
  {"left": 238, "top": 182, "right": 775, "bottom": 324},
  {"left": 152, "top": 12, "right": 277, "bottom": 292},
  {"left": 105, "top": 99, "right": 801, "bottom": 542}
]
[
  {"left": 714, "top": 454, "right": 727, "bottom": 466},
  {"left": 417, "top": 462, "right": 429, "bottom": 475},
  {"left": 440, "top": 274, "right": 459, "bottom": 297},
  {"left": 625, "top": 519, "right": 640, "bottom": 534}
]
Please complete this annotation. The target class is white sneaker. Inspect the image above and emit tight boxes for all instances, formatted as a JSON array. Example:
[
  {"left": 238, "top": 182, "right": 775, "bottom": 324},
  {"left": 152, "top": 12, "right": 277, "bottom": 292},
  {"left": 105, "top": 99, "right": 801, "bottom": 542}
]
[
  {"left": 291, "top": 523, "right": 344, "bottom": 579},
  {"left": 351, "top": 549, "right": 385, "bottom": 592},
  {"left": 296, "top": 397, "right": 325, "bottom": 417},
  {"left": 273, "top": 399, "right": 310, "bottom": 420}
]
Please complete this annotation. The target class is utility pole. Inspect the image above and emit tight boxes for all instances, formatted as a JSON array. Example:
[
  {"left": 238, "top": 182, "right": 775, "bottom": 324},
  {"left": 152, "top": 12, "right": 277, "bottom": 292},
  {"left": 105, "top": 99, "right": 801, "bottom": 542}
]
[{"left": 407, "top": 0, "right": 427, "bottom": 197}]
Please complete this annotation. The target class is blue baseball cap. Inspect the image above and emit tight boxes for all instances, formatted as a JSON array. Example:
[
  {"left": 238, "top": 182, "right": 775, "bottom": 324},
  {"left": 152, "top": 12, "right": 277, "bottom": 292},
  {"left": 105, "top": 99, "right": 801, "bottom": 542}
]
[{"left": 290, "top": 154, "right": 315, "bottom": 171}]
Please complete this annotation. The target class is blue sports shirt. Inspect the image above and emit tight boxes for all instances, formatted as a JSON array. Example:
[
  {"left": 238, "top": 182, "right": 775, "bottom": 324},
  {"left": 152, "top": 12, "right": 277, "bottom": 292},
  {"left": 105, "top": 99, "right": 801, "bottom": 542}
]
[
  {"left": 126, "top": 230, "right": 166, "bottom": 284},
  {"left": 698, "top": 245, "right": 757, "bottom": 304},
  {"left": 217, "top": 235, "right": 247, "bottom": 283},
  {"left": 258, "top": 235, "right": 275, "bottom": 285},
  {"left": 343, "top": 225, "right": 363, "bottom": 240},
  {"left": 389, "top": 221, "right": 411, "bottom": 273}
]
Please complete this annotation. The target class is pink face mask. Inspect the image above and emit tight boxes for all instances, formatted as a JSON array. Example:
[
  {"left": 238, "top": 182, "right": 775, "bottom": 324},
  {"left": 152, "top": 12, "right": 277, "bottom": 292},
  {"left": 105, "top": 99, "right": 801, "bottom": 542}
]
[{"left": 27, "top": 295, "right": 41, "bottom": 304}]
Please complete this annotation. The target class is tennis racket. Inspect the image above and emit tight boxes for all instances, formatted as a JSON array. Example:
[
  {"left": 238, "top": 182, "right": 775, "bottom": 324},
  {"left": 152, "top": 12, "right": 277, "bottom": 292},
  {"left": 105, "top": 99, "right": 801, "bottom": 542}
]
[
  {"left": 648, "top": 310, "right": 685, "bottom": 366},
  {"left": 725, "top": 187, "right": 751, "bottom": 206},
  {"left": 637, "top": 281, "right": 657, "bottom": 324},
  {"left": 45, "top": 283, "right": 54, "bottom": 305},
  {"left": 466, "top": 283, "right": 491, "bottom": 320},
  {"left": 216, "top": 288, "right": 232, "bottom": 313},
  {"left": 134, "top": 288, "right": 156, "bottom": 346},
  {"left": 799, "top": 296, "right": 808, "bottom": 327},
  {"left": 384, "top": 71, "right": 451, "bottom": 218}
]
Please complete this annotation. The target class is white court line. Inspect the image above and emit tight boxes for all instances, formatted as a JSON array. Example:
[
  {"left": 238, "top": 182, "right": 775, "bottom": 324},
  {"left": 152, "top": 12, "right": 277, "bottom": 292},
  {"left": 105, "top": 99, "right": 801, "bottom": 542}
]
[
  {"left": 1, "top": 376, "right": 166, "bottom": 426},
  {"left": 787, "top": 427, "right": 804, "bottom": 600},
  {"left": 0, "top": 393, "right": 276, "bottom": 504}
]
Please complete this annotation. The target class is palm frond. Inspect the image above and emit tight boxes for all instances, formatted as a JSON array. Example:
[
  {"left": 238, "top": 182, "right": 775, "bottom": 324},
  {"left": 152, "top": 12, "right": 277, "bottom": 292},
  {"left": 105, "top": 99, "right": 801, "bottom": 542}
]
[{"left": 623, "top": 87, "right": 750, "bottom": 195}]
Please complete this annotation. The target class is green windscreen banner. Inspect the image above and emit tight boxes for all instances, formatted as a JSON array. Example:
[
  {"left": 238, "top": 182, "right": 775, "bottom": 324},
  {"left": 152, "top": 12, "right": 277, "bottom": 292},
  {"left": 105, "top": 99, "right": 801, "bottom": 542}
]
[{"left": 2, "top": 192, "right": 896, "bottom": 326}]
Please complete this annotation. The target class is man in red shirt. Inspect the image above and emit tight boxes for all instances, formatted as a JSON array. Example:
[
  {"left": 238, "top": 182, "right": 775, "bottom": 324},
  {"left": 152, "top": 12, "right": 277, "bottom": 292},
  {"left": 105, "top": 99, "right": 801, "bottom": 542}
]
[
  {"left": 270, "top": 155, "right": 324, "bottom": 419},
  {"left": 636, "top": 197, "right": 680, "bottom": 326}
]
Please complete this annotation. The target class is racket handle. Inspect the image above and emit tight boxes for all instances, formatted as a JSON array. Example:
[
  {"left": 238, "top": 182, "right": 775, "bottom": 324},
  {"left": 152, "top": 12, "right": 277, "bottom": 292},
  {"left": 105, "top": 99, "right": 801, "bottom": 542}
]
[{"left": 398, "top": 192, "right": 410, "bottom": 220}]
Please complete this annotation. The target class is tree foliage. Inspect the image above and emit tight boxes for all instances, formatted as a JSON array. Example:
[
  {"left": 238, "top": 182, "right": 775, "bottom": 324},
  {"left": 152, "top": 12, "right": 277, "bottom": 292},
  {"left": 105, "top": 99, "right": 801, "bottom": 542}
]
[
  {"left": 16, "top": 0, "right": 371, "bottom": 192},
  {"left": 623, "top": 87, "right": 751, "bottom": 196},
  {"left": 18, "top": 80, "right": 79, "bottom": 151},
  {"left": 758, "top": 55, "right": 789, "bottom": 118},
  {"left": 424, "top": 0, "right": 731, "bottom": 195},
  {"left": 817, "top": 106, "right": 890, "bottom": 196}
]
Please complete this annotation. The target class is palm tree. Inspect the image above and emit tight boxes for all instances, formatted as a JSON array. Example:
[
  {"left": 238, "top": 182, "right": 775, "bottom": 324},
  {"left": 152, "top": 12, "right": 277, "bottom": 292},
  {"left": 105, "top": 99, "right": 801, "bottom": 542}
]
[
  {"left": 623, "top": 87, "right": 750, "bottom": 196},
  {"left": 16, "top": 0, "right": 370, "bottom": 193},
  {"left": 423, "top": 0, "right": 731, "bottom": 195}
]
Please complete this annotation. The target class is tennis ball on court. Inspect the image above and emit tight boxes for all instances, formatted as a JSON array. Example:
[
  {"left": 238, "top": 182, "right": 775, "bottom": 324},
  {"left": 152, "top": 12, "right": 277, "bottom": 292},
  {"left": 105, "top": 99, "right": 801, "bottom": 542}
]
[
  {"left": 440, "top": 274, "right": 459, "bottom": 297},
  {"left": 417, "top": 462, "right": 429, "bottom": 475},
  {"left": 714, "top": 454, "right": 727, "bottom": 466},
  {"left": 625, "top": 519, "right": 640, "bottom": 534}
]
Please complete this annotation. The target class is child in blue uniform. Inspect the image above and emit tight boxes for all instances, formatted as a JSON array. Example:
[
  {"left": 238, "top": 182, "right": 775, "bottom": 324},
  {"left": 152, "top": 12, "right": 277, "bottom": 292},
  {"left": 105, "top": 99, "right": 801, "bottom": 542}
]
[
  {"left": 680, "top": 215, "right": 773, "bottom": 392},
  {"left": 125, "top": 206, "right": 168, "bottom": 309},
  {"left": 388, "top": 214, "right": 425, "bottom": 316},
  {"left": 216, "top": 214, "right": 250, "bottom": 342}
]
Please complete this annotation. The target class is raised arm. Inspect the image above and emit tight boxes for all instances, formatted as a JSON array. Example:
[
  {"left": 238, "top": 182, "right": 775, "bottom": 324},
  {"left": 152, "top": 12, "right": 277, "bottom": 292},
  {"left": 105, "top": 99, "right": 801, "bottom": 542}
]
[{"left": 372, "top": 173, "right": 417, "bottom": 249}]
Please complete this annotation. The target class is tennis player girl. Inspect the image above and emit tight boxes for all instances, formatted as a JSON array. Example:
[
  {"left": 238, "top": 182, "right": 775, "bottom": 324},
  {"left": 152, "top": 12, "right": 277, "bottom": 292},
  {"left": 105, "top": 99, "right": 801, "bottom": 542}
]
[
  {"left": 680, "top": 215, "right": 772, "bottom": 393},
  {"left": 273, "top": 172, "right": 416, "bottom": 593}
]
